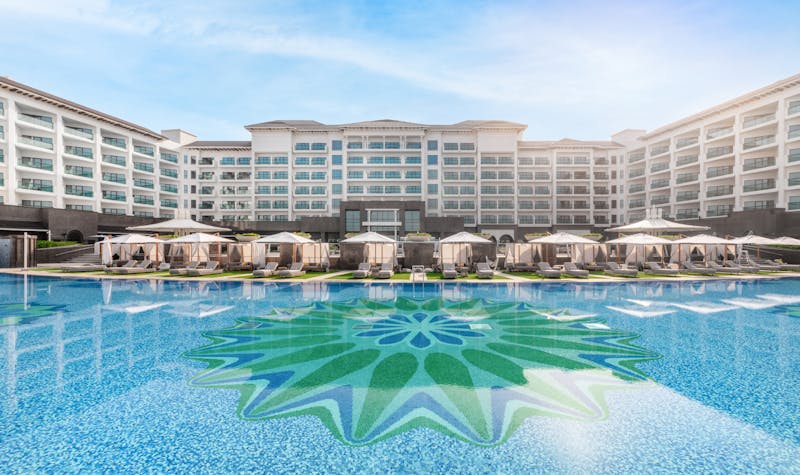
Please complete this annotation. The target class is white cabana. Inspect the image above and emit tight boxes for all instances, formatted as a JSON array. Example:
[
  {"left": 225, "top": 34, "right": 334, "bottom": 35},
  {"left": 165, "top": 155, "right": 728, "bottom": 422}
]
[
  {"left": 342, "top": 232, "right": 397, "bottom": 266},
  {"left": 252, "top": 232, "right": 314, "bottom": 266},
  {"left": 506, "top": 243, "right": 541, "bottom": 268},
  {"left": 166, "top": 233, "right": 233, "bottom": 263},
  {"left": 606, "top": 233, "right": 673, "bottom": 265},
  {"left": 530, "top": 232, "right": 597, "bottom": 264},
  {"left": 670, "top": 234, "right": 733, "bottom": 264},
  {"left": 775, "top": 236, "right": 800, "bottom": 245},
  {"left": 97, "top": 233, "right": 164, "bottom": 264},
  {"left": 439, "top": 232, "right": 492, "bottom": 268},
  {"left": 127, "top": 218, "right": 230, "bottom": 236},
  {"left": 607, "top": 207, "right": 709, "bottom": 234},
  {"left": 299, "top": 243, "right": 331, "bottom": 270}
]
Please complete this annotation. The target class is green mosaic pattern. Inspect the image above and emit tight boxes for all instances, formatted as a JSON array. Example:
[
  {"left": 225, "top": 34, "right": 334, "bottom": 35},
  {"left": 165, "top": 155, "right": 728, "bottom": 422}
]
[
  {"left": 0, "top": 303, "right": 66, "bottom": 326},
  {"left": 184, "top": 297, "right": 660, "bottom": 445}
]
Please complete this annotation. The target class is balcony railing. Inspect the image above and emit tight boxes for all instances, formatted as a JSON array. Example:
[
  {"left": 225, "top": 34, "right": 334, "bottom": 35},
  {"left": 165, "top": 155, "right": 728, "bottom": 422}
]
[
  {"left": 789, "top": 101, "right": 800, "bottom": 116},
  {"left": 707, "top": 186, "right": 733, "bottom": 198},
  {"left": 160, "top": 152, "right": 178, "bottom": 163},
  {"left": 629, "top": 184, "right": 645, "bottom": 193},
  {"left": 160, "top": 168, "right": 178, "bottom": 179},
  {"left": 676, "top": 154, "right": 698, "bottom": 167},
  {"left": 594, "top": 187, "right": 609, "bottom": 195},
  {"left": 650, "top": 162, "right": 669, "bottom": 173},
  {"left": 133, "top": 162, "right": 154, "bottom": 173},
  {"left": 133, "top": 145, "right": 155, "bottom": 157},
  {"left": 65, "top": 186, "right": 93, "bottom": 197},
  {"left": 707, "top": 126, "right": 733, "bottom": 139},
  {"left": 742, "top": 180, "right": 775, "bottom": 193},
  {"left": 676, "top": 191, "right": 699, "bottom": 202},
  {"left": 629, "top": 169, "right": 645, "bottom": 178},
  {"left": 676, "top": 137, "right": 698, "bottom": 149},
  {"left": 102, "top": 173, "right": 126, "bottom": 184},
  {"left": 64, "top": 165, "right": 93, "bottom": 178},
  {"left": 707, "top": 146, "right": 733, "bottom": 158},
  {"left": 650, "top": 179, "right": 670, "bottom": 189},
  {"left": 651, "top": 196, "right": 670, "bottom": 205},
  {"left": 742, "top": 113, "right": 775, "bottom": 129},
  {"left": 102, "top": 137, "right": 126, "bottom": 149},
  {"left": 17, "top": 113, "right": 54, "bottom": 129},
  {"left": 64, "top": 126, "right": 94, "bottom": 140},
  {"left": 676, "top": 174, "right": 696, "bottom": 184},
  {"left": 18, "top": 180, "right": 53, "bottom": 192},
  {"left": 650, "top": 145, "right": 669, "bottom": 156},
  {"left": 19, "top": 157, "right": 53, "bottom": 171},
  {"left": 64, "top": 146, "right": 93, "bottom": 159},
  {"left": 18, "top": 136, "right": 54, "bottom": 150},
  {"left": 133, "top": 179, "right": 154, "bottom": 189},
  {"left": 102, "top": 192, "right": 127, "bottom": 202},
  {"left": 707, "top": 206, "right": 733, "bottom": 217},
  {"left": 743, "top": 156, "right": 775, "bottom": 171},
  {"left": 676, "top": 209, "right": 700, "bottom": 219},
  {"left": 160, "top": 184, "right": 179, "bottom": 193},
  {"left": 134, "top": 196, "right": 155, "bottom": 205},
  {"left": 707, "top": 166, "right": 733, "bottom": 178},
  {"left": 742, "top": 135, "right": 775, "bottom": 150},
  {"left": 102, "top": 154, "right": 126, "bottom": 166}
]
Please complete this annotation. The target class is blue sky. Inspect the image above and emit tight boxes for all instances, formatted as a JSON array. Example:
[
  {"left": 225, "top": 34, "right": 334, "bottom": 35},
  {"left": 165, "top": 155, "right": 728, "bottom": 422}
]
[{"left": 1, "top": 0, "right": 798, "bottom": 141}]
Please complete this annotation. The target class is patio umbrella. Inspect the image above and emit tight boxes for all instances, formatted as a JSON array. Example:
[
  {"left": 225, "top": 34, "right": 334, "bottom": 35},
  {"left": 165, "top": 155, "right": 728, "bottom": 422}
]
[
  {"left": 530, "top": 232, "right": 596, "bottom": 264},
  {"left": 128, "top": 218, "right": 230, "bottom": 236},
  {"left": 606, "top": 233, "right": 672, "bottom": 265},
  {"left": 607, "top": 207, "right": 708, "bottom": 235},
  {"left": 166, "top": 232, "right": 233, "bottom": 264},
  {"left": 729, "top": 234, "right": 779, "bottom": 259},
  {"left": 255, "top": 232, "right": 315, "bottom": 265},
  {"left": 342, "top": 232, "right": 396, "bottom": 266},
  {"left": 672, "top": 234, "right": 732, "bottom": 263}
]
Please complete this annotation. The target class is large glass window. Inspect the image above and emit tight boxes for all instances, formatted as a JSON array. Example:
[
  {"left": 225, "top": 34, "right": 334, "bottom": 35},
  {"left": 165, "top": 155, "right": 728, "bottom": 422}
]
[
  {"left": 345, "top": 210, "right": 361, "bottom": 232},
  {"left": 404, "top": 210, "right": 421, "bottom": 232}
]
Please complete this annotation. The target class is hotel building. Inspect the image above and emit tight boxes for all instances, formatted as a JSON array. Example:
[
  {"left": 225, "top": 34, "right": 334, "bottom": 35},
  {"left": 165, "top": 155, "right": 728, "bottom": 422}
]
[{"left": 1, "top": 73, "right": 799, "bottom": 241}]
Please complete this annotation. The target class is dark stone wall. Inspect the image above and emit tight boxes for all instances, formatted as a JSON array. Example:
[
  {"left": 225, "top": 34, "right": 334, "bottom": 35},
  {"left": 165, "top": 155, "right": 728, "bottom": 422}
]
[
  {"left": 338, "top": 242, "right": 365, "bottom": 269},
  {"left": 403, "top": 242, "right": 435, "bottom": 268}
]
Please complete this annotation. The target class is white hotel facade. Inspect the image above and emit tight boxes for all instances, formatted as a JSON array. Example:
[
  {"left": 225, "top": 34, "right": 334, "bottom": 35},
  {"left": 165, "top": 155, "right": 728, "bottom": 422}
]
[{"left": 1, "top": 74, "right": 799, "bottom": 240}]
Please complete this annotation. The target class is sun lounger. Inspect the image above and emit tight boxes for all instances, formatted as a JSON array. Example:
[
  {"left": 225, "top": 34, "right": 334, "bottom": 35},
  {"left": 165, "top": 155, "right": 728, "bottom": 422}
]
[
  {"left": 682, "top": 261, "right": 715, "bottom": 275},
  {"left": 512, "top": 262, "right": 538, "bottom": 272},
  {"left": 376, "top": 262, "right": 394, "bottom": 279},
  {"left": 536, "top": 262, "right": 562, "bottom": 279},
  {"left": 708, "top": 261, "right": 740, "bottom": 274},
  {"left": 106, "top": 260, "right": 137, "bottom": 273},
  {"left": 727, "top": 261, "right": 758, "bottom": 273},
  {"left": 564, "top": 262, "right": 589, "bottom": 278},
  {"left": 352, "top": 262, "right": 372, "bottom": 279},
  {"left": 253, "top": 262, "right": 279, "bottom": 278},
  {"left": 187, "top": 261, "right": 221, "bottom": 276},
  {"left": 109, "top": 259, "right": 155, "bottom": 274},
  {"left": 759, "top": 258, "right": 800, "bottom": 271},
  {"left": 604, "top": 262, "right": 638, "bottom": 277},
  {"left": 61, "top": 263, "right": 107, "bottom": 272},
  {"left": 646, "top": 262, "right": 679, "bottom": 275},
  {"left": 170, "top": 261, "right": 201, "bottom": 275},
  {"left": 278, "top": 262, "right": 306, "bottom": 278},
  {"left": 442, "top": 263, "right": 458, "bottom": 279},
  {"left": 476, "top": 262, "right": 494, "bottom": 279},
  {"left": 584, "top": 263, "right": 606, "bottom": 271},
  {"left": 158, "top": 263, "right": 171, "bottom": 271}
]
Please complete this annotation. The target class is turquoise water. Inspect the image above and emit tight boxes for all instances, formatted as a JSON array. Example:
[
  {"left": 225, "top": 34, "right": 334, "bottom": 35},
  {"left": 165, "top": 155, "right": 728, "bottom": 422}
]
[{"left": 0, "top": 274, "right": 798, "bottom": 473}]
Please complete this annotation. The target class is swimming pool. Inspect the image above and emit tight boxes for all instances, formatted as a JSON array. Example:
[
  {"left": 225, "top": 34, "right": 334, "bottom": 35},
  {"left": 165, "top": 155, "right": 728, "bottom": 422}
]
[{"left": 0, "top": 274, "right": 798, "bottom": 473}]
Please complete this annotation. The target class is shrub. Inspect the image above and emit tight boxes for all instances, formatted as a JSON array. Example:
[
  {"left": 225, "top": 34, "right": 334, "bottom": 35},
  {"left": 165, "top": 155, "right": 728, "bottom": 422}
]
[{"left": 36, "top": 240, "right": 79, "bottom": 249}]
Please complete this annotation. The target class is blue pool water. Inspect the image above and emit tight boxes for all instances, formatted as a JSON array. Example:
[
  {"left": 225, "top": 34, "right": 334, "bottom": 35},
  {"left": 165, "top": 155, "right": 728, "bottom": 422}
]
[{"left": 0, "top": 273, "right": 798, "bottom": 473}]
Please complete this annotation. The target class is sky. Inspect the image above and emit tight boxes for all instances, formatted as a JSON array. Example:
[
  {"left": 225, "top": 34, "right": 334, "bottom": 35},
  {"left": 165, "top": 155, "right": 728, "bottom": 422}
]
[{"left": 0, "top": 0, "right": 798, "bottom": 141}]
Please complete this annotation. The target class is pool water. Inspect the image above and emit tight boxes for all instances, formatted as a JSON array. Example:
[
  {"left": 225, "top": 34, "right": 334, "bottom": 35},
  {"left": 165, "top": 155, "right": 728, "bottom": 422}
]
[{"left": 0, "top": 274, "right": 798, "bottom": 473}]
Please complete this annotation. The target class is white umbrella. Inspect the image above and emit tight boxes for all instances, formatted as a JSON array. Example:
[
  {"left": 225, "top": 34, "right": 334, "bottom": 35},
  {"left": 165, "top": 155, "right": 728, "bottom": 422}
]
[
  {"left": 606, "top": 234, "right": 672, "bottom": 265},
  {"left": 127, "top": 218, "right": 230, "bottom": 235},
  {"left": 775, "top": 236, "right": 800, "bottom": 245},
  {"left": 729, "top": 234, "right": 779, "bottom": 259},
  {"left": 439, "top": 231, "right": 491, "bottom": 244},
  {"left": 166, "top": 233, "right": 233, "bottom": 264}
]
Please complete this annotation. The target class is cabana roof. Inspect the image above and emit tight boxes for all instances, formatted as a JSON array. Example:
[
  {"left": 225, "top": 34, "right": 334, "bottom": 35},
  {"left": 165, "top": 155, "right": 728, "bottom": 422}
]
[
  {"left": 128, "top": 218, "right": 230, "bottom": 234},
  {"left": 605, "top": 233, "right": 673, "bottom": 245},
  {"left": 440, "top": 232, "right": 491, "bottom": 244},
  {"left": 529, "top": 232, "right": 596, "bottom": 244},
  {"left": 106, "top": 233, "right": 162, "bottom": 244},
  {"left": 254, "top": 232, "right": 314, "bottom": 244},
  {"left": 607, "top": 218, "right": 708, "bottom": 233},
  {"left": 672, "top": 234, "right": 731, "bottom": 245},
  {"left": 775, "top": 236, "right": 800, "bottom": 245},
  {"left": 342, "top": 232, "right": 396, "bottom": 243},
  {"left": 166, "top": 232, "right": 234, "bottom": 244}
]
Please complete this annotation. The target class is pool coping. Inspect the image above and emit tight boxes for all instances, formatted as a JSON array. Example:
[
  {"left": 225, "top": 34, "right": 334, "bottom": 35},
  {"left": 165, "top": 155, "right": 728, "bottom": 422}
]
[{"left": 3, "top": 268, "right": 800, "bottom": 285}]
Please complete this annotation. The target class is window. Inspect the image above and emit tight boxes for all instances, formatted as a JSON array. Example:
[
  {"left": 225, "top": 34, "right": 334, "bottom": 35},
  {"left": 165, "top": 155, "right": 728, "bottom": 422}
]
[
  {"left": 427, "top": 140, "right": 438, "bottom": 151},
  {"left": 332, "top": 169, "right": 342, "bottom": 180},
  {"left": 427, "top": 155, "right": 438, "bottom": 165},
  {"left": 385, "top": 156, "right": 401, "bottom": 164},
  {"left": 273, "top": 156, "right": 289, "bottom": 165},
  {"left": 369, "top": 141, "right": 384, "bottom": 149},
  {"left": 404, "top": 210, "right": 421, "bottom": 232},
  {"left": 348, "top": 156, "right": 364, "bottom": 164},
  {"left": 348, "top": 185, "right": 363, "bottom": 194},
  {"left": 256, "top": 171, "right": 270, "bottom": 180},
  {"left": 443, "top": 143, "right": 458, "bottom": 151},
  {"left": 428, "top": 169, "right": 438, "bottom": 179},
  {"left": 427, "top": 199, "right": 438, "bottom": 209},
  {"left": 405, "top": 156, "right": 421, "bottom": 164},
  {"left": 348, "top": 171, "right": 364, "bottom": 179},
  {"left": 295, "top": 157, "right": 310, "bottom": 165},
  {"left": 295, "top": 171, "right": 310, "bottom": 180},
  {"left": 428, "top": 184, "right": 439, "bottom": 194},
  {"left": 405, "top": 171, "right": 421, "bottom": 179},
  {"left": 332, "top": 155, "right": 342, "bottom": 165},
  {"left": 295, "top": 143, "right": 310, "bottom": 151},
  {"left": 332, "top": 140, "right": 342, "bottom": 151},
  {"left": 332, "top": 184, "right": 342, "bottom": 194},
  {"left": 221, "top": 157, "right": 235, "bottom": 165},
  {"left": 346, "top": 210, "right": 361, "bottom": 232},
  {"left": 406, "top": 185, "right": 421, "bottom": 194},
  {"left": 368, "top": 156, "right": 384, "bottom": 164},
  {"left": 348, "top": 141, "right": 362, "bottom": 149},
  {"left": 311, "top": 142, "right": 326, "bottom": 151},
  {"left": 407, "top": 141, "right": 421, "bottom": 149},
  {"left": 238, "top": 157, "right": 251, "bottom": 165},
  {"left": 443, "top": 157, "right": 458, "bottom": 166}
]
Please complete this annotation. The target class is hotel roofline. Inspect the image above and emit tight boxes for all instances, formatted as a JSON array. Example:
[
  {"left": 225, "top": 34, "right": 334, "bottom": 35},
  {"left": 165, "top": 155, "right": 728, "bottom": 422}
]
[{"left": 0, "top": 76, "right": 166, "bottom": 141}]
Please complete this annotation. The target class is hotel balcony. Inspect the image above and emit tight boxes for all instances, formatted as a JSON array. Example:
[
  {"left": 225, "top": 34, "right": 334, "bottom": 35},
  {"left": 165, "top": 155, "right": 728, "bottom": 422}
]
[
  {"left": 675, "top": 173, "right": 697, "bottom": 185},
  {"left": 650, "top": 161, "right": 670, "bottom": 174},
  {"left": 133, "top": 144, "right": 155, "bottom": 158},
  {"left": 64, "top": 125, "right": 94, "bottom": 142},
  {"left": 102, "top": 190, "right": 127, "bottom": 202},
  {"left": 18, "top": 156, "right": 54, "bottom": 173},
  {"left": 650, "top": 179, "right": 670, "bottom": 190},
  {"left": 706, "top": 165, "right": 733, "bottom": 180},
  {"left": 101, "top": 172, "right": 126, "bottom": 185},
  {"left": 102, "top": 136, "right": 127, "bottom": 150},
  {"left": 18, "top": 178, "right": 53, "bottom": 193},
  {"left": 133, "top": 162, "right": 155, "bottom": 174},
  {"left": 160, "top": 183, "right": 179, "bottom": 194},
  {"left": 788, "top": 100, "right": 800, "bottom": 117},
  {"left": 17, "top": 134, "right": 54, "bottom": 151},
  {"left": 675, "top": 136, "right": 699, "bottom": 150},
  {"left": 706, "top": 204, "right": 733, "bottom": 217},
  {"left": 789, "top": 172, "right": 800, "bottom": 188},
  {"left": 789, "top": 125, "right": 800, "bottom": 142},
  {"left": 742, "top": 178, "right": 776, "bottom": 194},
  {"left": 64, "top": 145, "right": 94, "bottom": 160},
  {"left": 675, "top": 190, "right": 699, "bottom": 202},
  {"left": 706, "top": 145, "right": 734, "bottom": 160},
  {"left": 132, "top": 178, "right": 155, "bottom": 190},
  {"left": 706, "top": 185, "right": 734, "bottom": 198},
  {"left": 742, "top": 134, "right": 776, "bottom": 152},
  {"left": 742, "top": 156, "right": 776, "bottom": 174},
  {"left": 676, "top": 208, "right": 700, "bottom": 220},
  {"left": 675, "top": 154, "right": 699, "bottom": 168},
  {"left": 64, "top": 184, "right": 94, "bottom": 198},
  {"left": 101, "top": 154, "right": 126, "bottom": 168},
  {"left": 705, "top": 125, "right": 734, "bottom": 142},
  {"left": 133, "top": 195, "right": 155, "bottom": 206},
  {"left": 650, "top": 144, "right": 670, "bottom": 157},
  {"left": 16, "top": 112, "right": 54, "bottom": 130},
  {"left": 650, "top": 195, "right": 670, "bottom": 206},
  {"left": 64, "top": 165, "right": 94, "bottom": 180}
]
